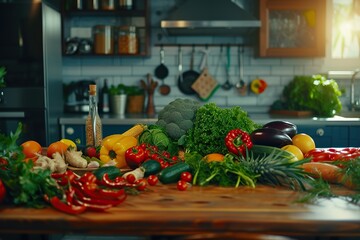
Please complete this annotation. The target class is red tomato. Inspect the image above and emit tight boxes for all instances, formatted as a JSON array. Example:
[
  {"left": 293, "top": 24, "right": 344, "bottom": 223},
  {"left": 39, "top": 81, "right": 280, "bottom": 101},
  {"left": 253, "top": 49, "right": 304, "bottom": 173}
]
[
  {"left": 21, "top": 140, "right": 42, "bottom": 160},
  {"left": 180, "top": 171, "right": 192, "bottom": 183},
  {"left": 147, "top": 175, "right": 158, "bottom": 186},
  {"left": 135, "top": 179, "right": 147, "bottom": 191},
  {"left": 0, "top": 179, "right": 6, "bottom": 204},
  {"left": 126, "top": 174, "right": 136, "bottom": 184},
  {"left": 177, "top": 180, "right": 189, "bottom": 191}
]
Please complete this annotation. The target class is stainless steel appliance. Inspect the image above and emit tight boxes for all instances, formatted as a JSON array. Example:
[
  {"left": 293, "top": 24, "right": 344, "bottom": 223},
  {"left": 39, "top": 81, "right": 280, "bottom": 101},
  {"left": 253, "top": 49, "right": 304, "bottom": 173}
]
[
  {"left": 0, "top": 0, "right": 63, "bottom": 146},
  {"left": 64, "top": 80, "right": 96, "bottom": 113}
]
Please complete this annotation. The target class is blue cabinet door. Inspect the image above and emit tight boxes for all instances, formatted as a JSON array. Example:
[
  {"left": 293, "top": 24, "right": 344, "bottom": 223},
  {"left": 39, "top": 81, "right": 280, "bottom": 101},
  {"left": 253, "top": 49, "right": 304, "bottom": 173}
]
[
  {"left": 349, "top": 126, "right": 360, "bottom": 147},
  {"left": 297, "top": 126, "right": 349, "bottom": 148},
  {"left": 61, "top": 124, "right": 86, "bottom": 146},
  {"left": 103, "top": 125, "right": 133, "bottom": 137}
]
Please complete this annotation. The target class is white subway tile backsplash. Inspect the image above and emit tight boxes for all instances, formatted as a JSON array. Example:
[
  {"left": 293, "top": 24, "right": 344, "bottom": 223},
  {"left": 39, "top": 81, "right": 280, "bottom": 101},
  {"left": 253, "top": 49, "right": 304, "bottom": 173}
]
[{"left": 61, "top": 0, "right": 358, "bottom": 112}]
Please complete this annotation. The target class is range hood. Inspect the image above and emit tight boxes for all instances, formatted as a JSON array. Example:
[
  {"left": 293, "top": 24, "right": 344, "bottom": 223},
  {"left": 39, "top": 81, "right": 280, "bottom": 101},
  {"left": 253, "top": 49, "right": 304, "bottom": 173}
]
[{"left": 160, "top": 0, "right": 261, "bottom": 36}]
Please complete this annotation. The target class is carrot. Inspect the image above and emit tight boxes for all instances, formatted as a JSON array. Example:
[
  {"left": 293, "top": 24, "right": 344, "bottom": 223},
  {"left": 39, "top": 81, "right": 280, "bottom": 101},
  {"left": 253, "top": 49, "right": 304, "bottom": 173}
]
[{"left": 301, "top": 162, "right": 343, "bottom": 184}]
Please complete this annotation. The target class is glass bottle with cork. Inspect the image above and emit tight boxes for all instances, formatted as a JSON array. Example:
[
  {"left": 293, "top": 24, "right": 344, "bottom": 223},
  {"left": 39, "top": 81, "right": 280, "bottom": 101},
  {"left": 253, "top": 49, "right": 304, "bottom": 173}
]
[{"left": 86, "top": 84, "right": 103, "bottom": 147}]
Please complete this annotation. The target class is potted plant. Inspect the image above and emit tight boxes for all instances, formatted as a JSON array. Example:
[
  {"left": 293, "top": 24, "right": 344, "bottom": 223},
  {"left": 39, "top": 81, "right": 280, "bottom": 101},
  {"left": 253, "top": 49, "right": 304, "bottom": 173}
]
[
  {"left": 109, "top": 84, "right": 127, "bottom": 115},
  {"left": 125, "top": 85, "right": 145, "bottom": 114}
]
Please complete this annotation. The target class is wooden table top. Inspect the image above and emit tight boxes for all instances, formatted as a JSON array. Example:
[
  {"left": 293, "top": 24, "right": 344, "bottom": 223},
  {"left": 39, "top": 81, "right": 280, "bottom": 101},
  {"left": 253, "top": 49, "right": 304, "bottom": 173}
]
[{"left": 1, "top": 184, "right": 360, "bottom": 238}]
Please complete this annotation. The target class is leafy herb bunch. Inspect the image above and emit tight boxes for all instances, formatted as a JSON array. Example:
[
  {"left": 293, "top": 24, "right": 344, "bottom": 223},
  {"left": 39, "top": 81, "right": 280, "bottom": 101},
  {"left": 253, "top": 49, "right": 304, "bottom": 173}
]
[{"left": 0, "top": 123, "right": 62, "bottom": 208}]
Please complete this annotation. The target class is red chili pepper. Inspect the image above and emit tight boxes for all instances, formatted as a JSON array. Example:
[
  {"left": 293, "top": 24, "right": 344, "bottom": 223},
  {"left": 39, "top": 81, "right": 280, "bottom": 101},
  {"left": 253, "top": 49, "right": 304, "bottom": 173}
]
[
  {"left": 51, "top": 170, "right": 77, "bottom": 186},
  {"left": 72, "top": 198, "right": 114, "bottom": 212},
  {"left": 102, "top": 173, "right": 137, "bottom": 188},
  {"left": 305, "top": 148, "right": 360, "bottom": 163},
  {"left": 225, "top": 129, "right": 253, "bottom": 156},
  {"left": 72, "top": 180, "right": 126, "bottom": 206},
  {"left": 0, "top": 179, "right": 6, "bottom": 204},
  {"left": 49, "top": 196, "right": 86, "bottom": 215}
]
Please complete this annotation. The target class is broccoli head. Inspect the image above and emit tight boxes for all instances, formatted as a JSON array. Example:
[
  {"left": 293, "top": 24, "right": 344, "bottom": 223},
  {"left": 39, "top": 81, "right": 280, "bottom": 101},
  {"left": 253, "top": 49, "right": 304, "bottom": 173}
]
[{"left": 156, "top": 98, "right": 200, "bottom": 141}]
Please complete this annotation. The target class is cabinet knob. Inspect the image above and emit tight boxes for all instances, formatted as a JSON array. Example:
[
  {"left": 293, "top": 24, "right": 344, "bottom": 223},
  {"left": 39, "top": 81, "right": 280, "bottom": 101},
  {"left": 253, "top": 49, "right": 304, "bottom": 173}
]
[
  {"left": 316, "top": 128, "right": 324, "bottom": 136},
  {"left": 66, "top": 127, "right": 75, "bottom": 135}
]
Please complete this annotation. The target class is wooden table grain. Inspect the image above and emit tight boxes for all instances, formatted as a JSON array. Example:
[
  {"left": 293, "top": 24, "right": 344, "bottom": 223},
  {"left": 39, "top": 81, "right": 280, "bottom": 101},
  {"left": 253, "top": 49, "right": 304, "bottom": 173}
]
[{"left": 0, "top": 184, "right": 359, "bottom": 238}]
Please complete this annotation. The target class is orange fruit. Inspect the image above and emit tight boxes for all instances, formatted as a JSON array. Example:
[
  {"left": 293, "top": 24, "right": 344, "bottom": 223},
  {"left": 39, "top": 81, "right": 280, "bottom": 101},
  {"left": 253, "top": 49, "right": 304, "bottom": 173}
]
[
  {"left": 281, "top": 145, "right": 304, "bottom": 161},
  {"left": 292, "top": 133, "right": 316, "bottom": 154},
  {"left": 47, "top": 141, "right": 69, "bottom": 158},
  {"left": 21, "top": 140, "right": 42, "bottom": 159},
  {"left": 204, "top": 153, "right": 225, "bottom": 162}
]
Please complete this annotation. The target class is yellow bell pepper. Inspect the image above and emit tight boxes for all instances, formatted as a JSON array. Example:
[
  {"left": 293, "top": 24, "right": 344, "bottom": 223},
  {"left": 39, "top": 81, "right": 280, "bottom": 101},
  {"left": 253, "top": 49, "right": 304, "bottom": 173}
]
[
  {"left": 99, "top": 135, "right": 138, "bottom": 168},
  {"left": 250, "top": 78, "right": 267, "bottom": 94}
]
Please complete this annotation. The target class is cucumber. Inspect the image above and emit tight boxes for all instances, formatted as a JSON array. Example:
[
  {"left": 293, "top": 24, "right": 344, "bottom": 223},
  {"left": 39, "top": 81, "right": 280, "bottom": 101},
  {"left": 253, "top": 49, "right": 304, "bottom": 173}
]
[
  {"left": 93, "top": 166, "right": 122, "bottom": 180},
  {"left": 249, "top": 145, "right": 297, "bottom": 162},
  {"left": 141, "top": 159, "right": 162, "bottom": 177},
  {"left": 158, "top": 162, "right": 191, "bottom": 184}
]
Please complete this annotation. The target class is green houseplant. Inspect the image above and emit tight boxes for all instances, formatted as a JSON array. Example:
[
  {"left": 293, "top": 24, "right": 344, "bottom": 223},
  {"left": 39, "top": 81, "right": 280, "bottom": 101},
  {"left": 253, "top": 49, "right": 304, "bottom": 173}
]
[
  {"left": 125, "top": 85, "right": 145, "bottom": 114},
  {"left": 109, "top": 84, "right": 128, "bottom": 115},
  {"left": 271, "top": 75, "right": 343, "bottom": 117}
]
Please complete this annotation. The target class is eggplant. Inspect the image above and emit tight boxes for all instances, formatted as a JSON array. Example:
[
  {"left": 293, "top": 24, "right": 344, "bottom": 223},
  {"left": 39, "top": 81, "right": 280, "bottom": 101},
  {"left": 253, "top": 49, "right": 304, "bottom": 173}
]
[
  {"left": 250, "top": 128, "right": 292, "bottom": 148},
  {"left": 262, "top": 120, "right": 297, "bottom": 138}
]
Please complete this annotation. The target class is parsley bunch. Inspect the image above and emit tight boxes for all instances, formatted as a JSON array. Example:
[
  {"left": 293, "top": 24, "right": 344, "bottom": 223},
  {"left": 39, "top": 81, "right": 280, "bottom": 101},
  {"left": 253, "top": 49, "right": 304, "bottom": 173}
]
[
  {"left": 185, "top": 103, "right": 261, "bottom": 156},
  {"left": 0, "top": 123, "right": 62, "bottom": 208}
]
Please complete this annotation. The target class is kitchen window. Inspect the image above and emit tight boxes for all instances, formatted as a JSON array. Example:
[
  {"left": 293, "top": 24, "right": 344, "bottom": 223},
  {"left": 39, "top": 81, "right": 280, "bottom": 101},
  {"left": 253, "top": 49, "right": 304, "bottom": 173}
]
[{"left": 332, "top": 0, "right": 360, "bottom": 58}]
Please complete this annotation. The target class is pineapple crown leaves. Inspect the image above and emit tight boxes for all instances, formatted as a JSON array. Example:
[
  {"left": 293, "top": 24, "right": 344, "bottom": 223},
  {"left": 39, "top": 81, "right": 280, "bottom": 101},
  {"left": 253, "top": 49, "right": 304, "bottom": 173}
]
[{"left": 239, "top": 148, "right": 313, "bottom": 191}]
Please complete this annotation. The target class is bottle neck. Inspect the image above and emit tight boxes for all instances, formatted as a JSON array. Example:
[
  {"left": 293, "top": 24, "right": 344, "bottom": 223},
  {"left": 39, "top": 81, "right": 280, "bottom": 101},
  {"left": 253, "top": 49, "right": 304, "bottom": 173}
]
[{"left": 89, "top": 94, "right": 98, "bottom": 114}]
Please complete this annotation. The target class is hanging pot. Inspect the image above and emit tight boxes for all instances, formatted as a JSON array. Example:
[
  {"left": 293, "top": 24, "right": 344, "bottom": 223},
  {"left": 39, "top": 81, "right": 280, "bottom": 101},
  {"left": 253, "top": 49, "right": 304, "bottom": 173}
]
[{"left": 178, "top": 46, "right": 199, "bottom": 95}]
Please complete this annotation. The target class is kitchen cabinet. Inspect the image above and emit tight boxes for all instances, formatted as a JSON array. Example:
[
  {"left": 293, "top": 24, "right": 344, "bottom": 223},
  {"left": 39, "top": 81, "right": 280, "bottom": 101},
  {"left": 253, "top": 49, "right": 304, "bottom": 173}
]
[
  {"left": 297, "top": 125, "right": 355, "bottom": 148},
  {"left": 61, "top": 0, "right": 150, "bottom": 57},
  {"left": 259, "top": 0, "right": 326, "bottom": 57}
]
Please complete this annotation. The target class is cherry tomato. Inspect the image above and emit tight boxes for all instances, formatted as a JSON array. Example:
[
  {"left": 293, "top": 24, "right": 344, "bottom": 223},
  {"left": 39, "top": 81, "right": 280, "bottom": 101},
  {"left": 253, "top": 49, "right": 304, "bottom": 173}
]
[
  {"left": 135, "top": 179, "right": 147, "bottom": 191},
  {"left": 180, "top": 171, "right": 192, "bottom": 182},
  {"left": 177, "top": 180, "right": 189, "bottom": 191},
  {"left": 162, "top": 151, "right": 171, "bottom": 159},
  {"left": 171, "top": 156, "right": 179, "bottom": 162},
  {"left": 139, "top": 143, "right": 149, "bottom": 150},
  {"left": 126, "top": 174, "right": 136, "bottom": 184},
  {"left": 147, "top": 175, "right": 159, "bottom": 186}
]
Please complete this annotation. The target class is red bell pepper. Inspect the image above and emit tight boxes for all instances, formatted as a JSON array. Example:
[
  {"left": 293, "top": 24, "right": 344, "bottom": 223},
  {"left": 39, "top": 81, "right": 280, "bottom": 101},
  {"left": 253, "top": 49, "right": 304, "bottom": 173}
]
[
  {"left": 225, "top": 129, "right": 253, "bottom": 157},
  {"left": 125, "top": 145, "right": 147, "bottom": 169}
]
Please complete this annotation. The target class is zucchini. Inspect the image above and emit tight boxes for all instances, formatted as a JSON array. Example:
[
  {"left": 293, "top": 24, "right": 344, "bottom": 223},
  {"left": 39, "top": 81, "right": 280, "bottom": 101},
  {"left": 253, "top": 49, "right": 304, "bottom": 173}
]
[
  {"left": 158, "top": 161, "right": 191, "bottom": 184},
  {"left": 93, "top": 166, "right": 122, "bottom": 180},
  {"left": 141, "top": 159, "right": 162, "bottom": 177},
  {"left": 249, "top": 145, "right": 297, "bottom": 162}
]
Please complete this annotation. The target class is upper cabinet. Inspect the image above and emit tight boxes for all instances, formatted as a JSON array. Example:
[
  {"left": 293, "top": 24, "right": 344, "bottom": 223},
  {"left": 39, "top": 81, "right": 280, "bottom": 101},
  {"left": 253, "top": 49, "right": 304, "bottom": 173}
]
[
  {"left": 259, "top": 0, "right": 326, "bottom": 57},
  {"left": 61, "top": 0, "right": 150, "bottom": 57}
]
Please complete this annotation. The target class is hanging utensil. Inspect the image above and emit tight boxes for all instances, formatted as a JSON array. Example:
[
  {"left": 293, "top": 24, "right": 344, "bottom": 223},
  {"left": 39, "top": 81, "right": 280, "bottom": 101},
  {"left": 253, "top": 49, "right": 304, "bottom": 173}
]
[
  {"left": 179, "top": 45, "right": 200, "bottom": 95},
  {"left": 178, "top": 46, "right": 196, "bottom": 95},
  {"left": 154, "top": 46, "right": 170, "bottom": 95},
  {"left": 235, "top": 46, "right": 247, "bottom": 95},
  {"left": 222, "top": 45, "right": 233, "bottom": 90}
]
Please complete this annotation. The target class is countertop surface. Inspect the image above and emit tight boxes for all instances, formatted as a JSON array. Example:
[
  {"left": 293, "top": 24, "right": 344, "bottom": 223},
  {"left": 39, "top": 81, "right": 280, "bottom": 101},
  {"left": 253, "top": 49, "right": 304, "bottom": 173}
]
[
  {"left": 0, "top": 184, "right": 359, "bottom": 238},
  {"left": 59, "top": 113, "right": 360, "bottom": 126}
]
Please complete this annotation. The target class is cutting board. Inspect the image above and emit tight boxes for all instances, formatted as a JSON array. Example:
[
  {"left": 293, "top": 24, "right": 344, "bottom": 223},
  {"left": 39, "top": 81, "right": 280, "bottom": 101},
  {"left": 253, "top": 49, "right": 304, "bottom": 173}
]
[{"left": 269, "top": 110, "right": 313, "bottom": 117}]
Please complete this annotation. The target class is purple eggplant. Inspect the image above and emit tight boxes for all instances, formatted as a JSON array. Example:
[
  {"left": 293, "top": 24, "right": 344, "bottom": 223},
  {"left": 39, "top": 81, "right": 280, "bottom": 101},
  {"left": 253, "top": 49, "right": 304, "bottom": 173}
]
[
  {"left": 250, "top": 128, "right": 292, "bottom": 148},
  {"left": 262, "top": 120, "right": 297, "bottom": 138}
]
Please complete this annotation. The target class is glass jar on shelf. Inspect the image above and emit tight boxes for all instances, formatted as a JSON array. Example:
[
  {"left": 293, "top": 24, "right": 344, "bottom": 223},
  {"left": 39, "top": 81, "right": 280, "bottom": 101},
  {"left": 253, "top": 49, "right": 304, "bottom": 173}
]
[
  {"left": 117, "top": 25, "right": 138, "bottom": 54},
  {"left": 118, "top": 0, "right": 133, "bottom": 10},
  {"left": 101, "top": 0, "right": 115, "bottom": 10},
  {"left": 93, "top": 25, "right": 114, "bottom": 54}
]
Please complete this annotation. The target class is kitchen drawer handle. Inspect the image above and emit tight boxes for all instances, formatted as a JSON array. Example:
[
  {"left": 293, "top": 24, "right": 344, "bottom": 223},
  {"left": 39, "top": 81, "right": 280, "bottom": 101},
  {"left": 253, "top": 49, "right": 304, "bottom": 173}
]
[
  {"left": 316, "top": 128, "right": 324, "bottom": 136},
  {"left": 66, "top": 127, "right": 75, "bottom": 135}
]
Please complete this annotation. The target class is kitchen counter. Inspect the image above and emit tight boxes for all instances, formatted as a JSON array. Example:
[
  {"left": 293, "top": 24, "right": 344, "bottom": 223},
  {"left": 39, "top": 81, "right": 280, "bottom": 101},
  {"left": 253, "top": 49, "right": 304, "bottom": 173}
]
[
  {"left": 59, "top": 113, "right": 360, "bottom": 126},
  {"left": 0, "top": 184, "right": 359, "bottom": 238}
]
